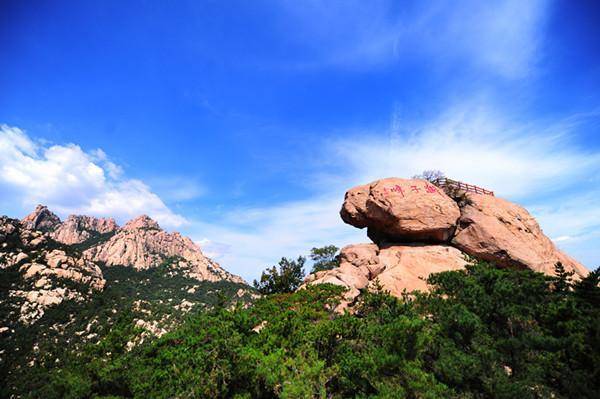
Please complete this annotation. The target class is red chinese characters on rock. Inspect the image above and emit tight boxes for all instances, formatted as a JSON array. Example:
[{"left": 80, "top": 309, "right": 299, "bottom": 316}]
[
  {"left": 384, "top": 183, "right": 441, "bottom": 196},
  {"left": 424, "top": 183, "right": 440, "bottom": 194},
  {"left": 383, "top": 185, "right": 405, "bottom": 197}
]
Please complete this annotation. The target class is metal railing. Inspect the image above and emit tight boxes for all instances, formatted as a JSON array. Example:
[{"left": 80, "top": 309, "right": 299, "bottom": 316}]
[{"left": 432, "top": 178, "right": 494, "bottom": 196}]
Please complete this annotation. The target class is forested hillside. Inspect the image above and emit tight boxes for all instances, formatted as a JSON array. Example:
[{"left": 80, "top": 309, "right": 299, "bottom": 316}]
[
  {"left": 0, "top": 259, "right": 252, "bottom": 396},
  {"left": 10, "top": 261, "right": 599, "bottom": 399}
]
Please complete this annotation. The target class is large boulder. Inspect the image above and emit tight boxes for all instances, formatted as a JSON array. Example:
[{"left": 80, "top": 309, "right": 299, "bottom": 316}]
[
  {"left": 372, "top": 244, "right": 469, "bottom": 297},
  {"left": 452, "top": 193, "right": 588, "bottom": 278},
  {"left": 340, "top": 178, "right": 460, "bottom": 243},
  {"left": 304, "top": 176, "right": 590, "bottom": 310},
  {"left": 302, "top": 243, "right": 469, "bottom": 311}
]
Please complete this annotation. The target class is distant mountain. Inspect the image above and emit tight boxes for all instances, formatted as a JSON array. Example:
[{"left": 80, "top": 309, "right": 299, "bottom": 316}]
[
  {"left": 0, "top": 206, "right": 253, "bottom": 394},
  {"left": 21, "top": 205, "right": 244, "bottom": 284}
]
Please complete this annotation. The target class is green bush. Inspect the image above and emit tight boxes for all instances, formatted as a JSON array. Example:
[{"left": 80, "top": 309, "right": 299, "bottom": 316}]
[{"left": 253, "top": 256, "right": 306, "bottom": 294}]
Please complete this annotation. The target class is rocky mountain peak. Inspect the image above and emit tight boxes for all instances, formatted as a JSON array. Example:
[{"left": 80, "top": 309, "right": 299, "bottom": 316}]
[
  {"left": 123, "top": 215, "right": 161, "bottom": 231},
  {"left": 2, "top": 205, "right": 247, "bottom": 326},
  {"left": 20, "top": 205, "right": 61, "bottom": 232},
  {"left": 51, "top": 214, "right": 119, "bottom": 245},
  {"left": 14, "top": 205, "right": 244, "bottom": 284}
]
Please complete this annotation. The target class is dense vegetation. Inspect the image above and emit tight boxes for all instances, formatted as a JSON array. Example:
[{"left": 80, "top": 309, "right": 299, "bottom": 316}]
[
  {"left": 12, "top": 260, "right": 599, "bottom": 398},
  {"left": 0, "top": 258, "right": 250, "bottom": 396}
]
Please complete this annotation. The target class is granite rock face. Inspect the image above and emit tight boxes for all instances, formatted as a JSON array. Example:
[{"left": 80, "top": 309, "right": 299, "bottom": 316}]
[
  {"left": 341, "top": 178, "right": 461, "bottom": 243},
  {"left": 20, "top": 205, "right": 61, "bottom": 232},
  {"left": 305, "top": 176, "right": 589, "bottom": 310},
  {"left": 372, "top": 244, "right": 469, "bottom": 297},
  {"left": 451, "top": 193, "right": 588, "bottom": 278},
  {"left": 51, "top": 214, "right": 118, "bottom": 245},
  {"left": 83, "top": 215, "right": 245, "bottom": 284}
]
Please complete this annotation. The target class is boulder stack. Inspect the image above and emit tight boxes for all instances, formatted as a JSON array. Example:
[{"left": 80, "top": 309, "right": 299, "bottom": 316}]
[{"left": 304, "top": 177, "right": 588, "bottom": 309}]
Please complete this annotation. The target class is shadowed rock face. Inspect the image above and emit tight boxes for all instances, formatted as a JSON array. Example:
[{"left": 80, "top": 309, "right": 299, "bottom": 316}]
[
  {"left": 341, "top": 178, "right": 461, "bottom": 243},
  {"left": 306, "top": 176, "right": 589, "bottom": 309},
  {"left": 20, "top": 205, "right": 61, "bottom": 232}
]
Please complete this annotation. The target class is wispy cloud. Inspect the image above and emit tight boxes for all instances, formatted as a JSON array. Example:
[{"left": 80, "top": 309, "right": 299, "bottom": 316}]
[
  {"left": 0, "top": 125, "right": 187, "bottom": 228},
  {"left": 331, "top": 103, "right": 600, "bottom": 200},
  {"left": 188, "top": 104, "right": 600, "bottom": 280},
  {"left": 188, "top": 196, "right": 364, "bottom": 281},
  {"left": 276, "top": 0, "right": 550, "bottom": 77},
  {"left": 149, "top": 176, "right": 205, "bottom": 202}
]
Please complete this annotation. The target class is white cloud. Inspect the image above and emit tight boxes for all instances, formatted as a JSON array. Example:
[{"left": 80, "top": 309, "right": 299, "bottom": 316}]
[
  {"left": 187, "top": 104, "right": 600, "bottom": 280},
  {"left": 0, "top": 125, "right": 187, "bottom": 228},
  {"left": 331, "top": 104, "right": 600, "bottom": 200},
  {"left": 189, "top": 196, "right": 364, "bottom": 282}
]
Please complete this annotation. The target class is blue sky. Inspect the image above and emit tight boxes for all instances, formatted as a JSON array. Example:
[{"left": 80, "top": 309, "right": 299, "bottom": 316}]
[{"left": 1, "top": 0, "right": 599, "bottom": 280}]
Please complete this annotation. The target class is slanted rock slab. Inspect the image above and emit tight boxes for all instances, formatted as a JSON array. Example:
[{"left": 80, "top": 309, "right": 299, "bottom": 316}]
[{"left": 451, "top": 193, "right": 588, "bottom": 278}]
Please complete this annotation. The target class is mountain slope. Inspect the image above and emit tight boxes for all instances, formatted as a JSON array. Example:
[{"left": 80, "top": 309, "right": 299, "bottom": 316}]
[{"left": 0, "top": 206, "right": 253, "bottom": 395}]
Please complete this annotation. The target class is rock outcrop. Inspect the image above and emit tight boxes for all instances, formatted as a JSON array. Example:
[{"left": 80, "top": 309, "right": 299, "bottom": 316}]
[
  {"left": 305, "top": 177, "right": 589, "bottom": 309},
  {"left": 451, "top": 193, "right": 588, "bottom": 277},
  {"left": 20, "top": 205, "right": 61, "bottom": 232},
  {"left": 83, "top": 215, "right": 244, "bottom": 284},
  {"left": 303, "top": 243, "right": 468, "bottom": 311},
  {"left": 1, "top": 216, "right": 105, "bottom": 324},
  {"left": 341, "top": 178, "right": 460, "bottom": 243},
  {"left": 51, "top": 214, "right": 118, "bottom": 245},
  {"left": 303, "top": 244, "right": 379, "bottom": 310}
]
